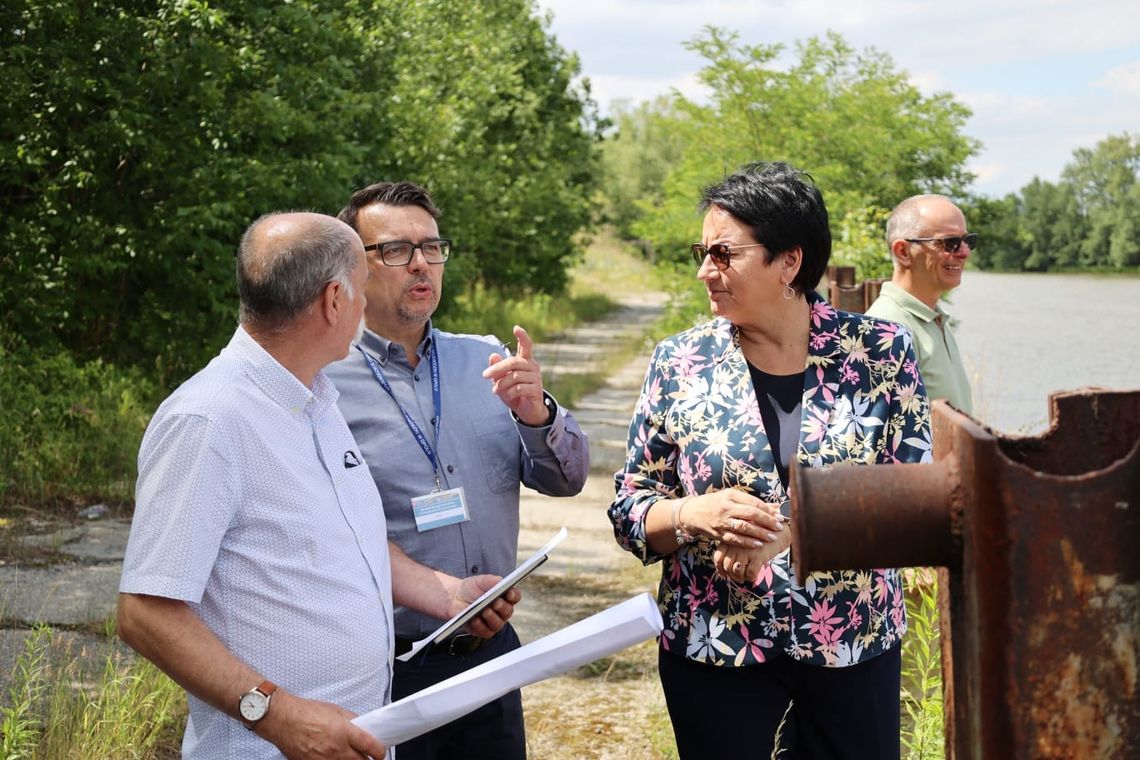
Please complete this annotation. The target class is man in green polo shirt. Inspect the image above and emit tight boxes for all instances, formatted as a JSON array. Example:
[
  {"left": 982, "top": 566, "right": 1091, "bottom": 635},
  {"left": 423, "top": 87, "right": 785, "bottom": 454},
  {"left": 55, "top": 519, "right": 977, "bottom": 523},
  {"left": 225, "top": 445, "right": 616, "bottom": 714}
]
[{"left": 867, "top": 194, "right": 974, "bottom": 414}]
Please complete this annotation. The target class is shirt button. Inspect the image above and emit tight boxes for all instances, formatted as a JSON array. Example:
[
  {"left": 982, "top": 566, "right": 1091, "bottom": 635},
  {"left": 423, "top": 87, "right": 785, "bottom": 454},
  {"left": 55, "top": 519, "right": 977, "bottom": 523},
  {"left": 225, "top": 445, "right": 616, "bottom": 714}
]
[
  {"left": 471, "top": 565, "right": 479, "bottom": 574},
  {"left": 414, "top": 374, "right": 420, "bottom": 381},
  {"left": 447, "top": 465, "right": 454, "bottom": 473}
]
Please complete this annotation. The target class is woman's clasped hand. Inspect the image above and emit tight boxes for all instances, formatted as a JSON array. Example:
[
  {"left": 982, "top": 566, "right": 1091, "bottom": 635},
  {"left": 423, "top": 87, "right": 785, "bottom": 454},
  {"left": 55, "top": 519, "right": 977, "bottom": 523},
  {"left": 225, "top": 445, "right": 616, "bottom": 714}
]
[{"left": 676, "top": 489, "right": 785, "bottom": 548}]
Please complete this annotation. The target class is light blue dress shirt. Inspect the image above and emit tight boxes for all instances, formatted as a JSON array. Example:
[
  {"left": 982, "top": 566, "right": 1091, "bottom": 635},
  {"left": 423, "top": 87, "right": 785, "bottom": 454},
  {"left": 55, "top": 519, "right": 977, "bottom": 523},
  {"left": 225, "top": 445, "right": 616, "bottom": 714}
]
[
  {"left": 121, "top": 327, "right": 394, "bottom": 759},
  {"left": 327, "top": 323, "right": 589, "bottom": 638}
]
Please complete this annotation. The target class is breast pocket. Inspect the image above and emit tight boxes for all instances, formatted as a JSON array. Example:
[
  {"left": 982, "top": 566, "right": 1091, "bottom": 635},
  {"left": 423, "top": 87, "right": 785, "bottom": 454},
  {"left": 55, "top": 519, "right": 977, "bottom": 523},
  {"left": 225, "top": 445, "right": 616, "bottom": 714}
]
[{"left": 472, "top": 414, "right": 521, "bottom": 494}]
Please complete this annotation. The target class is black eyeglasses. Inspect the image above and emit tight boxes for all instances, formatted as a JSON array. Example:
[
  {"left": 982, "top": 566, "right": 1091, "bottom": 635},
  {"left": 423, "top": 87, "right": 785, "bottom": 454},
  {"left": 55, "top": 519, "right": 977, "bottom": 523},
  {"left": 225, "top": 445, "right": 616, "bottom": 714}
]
[
  {"left": 690, "top": 242, "right": 766, "bottom": 270},
  {"left": 363, "top": 239, "right": 452, "bottom": 266},
  {"left": 904, "top": 233, "right": 978, "bottom": 254}
]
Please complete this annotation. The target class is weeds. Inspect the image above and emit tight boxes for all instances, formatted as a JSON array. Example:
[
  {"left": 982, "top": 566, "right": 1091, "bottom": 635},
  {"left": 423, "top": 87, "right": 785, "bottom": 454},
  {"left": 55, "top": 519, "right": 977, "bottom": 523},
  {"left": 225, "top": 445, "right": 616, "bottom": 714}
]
[
  {"left": 901, "top": 568, "right": 945, "bottom": 760},
  {"left": 2, "top": 625, "right": 52, "bottom": 758},
  {"left": 39, "top": 654, "right": 183, "bottom": 759},
  {"left": 0, "top": 623, "right": 184, "bottom": 758}
]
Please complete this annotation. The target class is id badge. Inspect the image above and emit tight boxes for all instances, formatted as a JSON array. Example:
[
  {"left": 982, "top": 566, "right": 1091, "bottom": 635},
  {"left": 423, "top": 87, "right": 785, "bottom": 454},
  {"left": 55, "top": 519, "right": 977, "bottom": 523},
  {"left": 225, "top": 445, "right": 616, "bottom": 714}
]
[{"left": 411, "top": 486, "right": 470, "bottom": 532}]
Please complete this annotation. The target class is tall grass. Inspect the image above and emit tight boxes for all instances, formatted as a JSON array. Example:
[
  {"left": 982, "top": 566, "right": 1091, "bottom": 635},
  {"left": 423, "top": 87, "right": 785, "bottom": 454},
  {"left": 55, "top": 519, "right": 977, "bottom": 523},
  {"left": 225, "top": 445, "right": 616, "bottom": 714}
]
[
  {"left": 437, "top": 229, "right": 664, "bottom": 343},
  {"left": 2, "top": 626, "right": 51, "bottom": 758},
  {"left": 0, "top": 624, "right": 184, "bottom": 758}
]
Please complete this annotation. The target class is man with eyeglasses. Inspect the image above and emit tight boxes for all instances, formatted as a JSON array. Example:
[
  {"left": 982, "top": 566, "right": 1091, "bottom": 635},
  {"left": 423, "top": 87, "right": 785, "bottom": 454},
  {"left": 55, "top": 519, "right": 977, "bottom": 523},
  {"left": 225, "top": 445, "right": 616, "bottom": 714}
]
[
  {"left": 866, "top": 194, "right": 974, "bottom": 414},
  {"left": 326, "top": 181, "right": 589, "bottom": 760}
]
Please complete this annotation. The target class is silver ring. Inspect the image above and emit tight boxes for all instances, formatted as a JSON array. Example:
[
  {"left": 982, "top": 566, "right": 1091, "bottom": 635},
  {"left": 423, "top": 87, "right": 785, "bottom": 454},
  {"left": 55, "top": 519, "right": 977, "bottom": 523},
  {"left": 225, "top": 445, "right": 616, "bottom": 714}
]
[{"left": 731, "top": 518, "right": 741, "bottom": 533}]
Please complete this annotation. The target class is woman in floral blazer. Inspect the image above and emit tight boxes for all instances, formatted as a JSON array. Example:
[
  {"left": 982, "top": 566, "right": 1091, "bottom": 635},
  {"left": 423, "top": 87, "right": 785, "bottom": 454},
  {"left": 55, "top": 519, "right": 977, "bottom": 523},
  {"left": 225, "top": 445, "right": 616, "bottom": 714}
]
[{"left": 608, "top": 163, "right": 931, "bottom": 760}]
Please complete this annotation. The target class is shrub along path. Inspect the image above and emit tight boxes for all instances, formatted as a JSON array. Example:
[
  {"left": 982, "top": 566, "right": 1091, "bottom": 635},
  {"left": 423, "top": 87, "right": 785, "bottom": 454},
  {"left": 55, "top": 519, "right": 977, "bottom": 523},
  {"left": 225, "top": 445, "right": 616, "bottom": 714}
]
[{"left": 0, "top": 281, "right": 675, "bottom": 757}]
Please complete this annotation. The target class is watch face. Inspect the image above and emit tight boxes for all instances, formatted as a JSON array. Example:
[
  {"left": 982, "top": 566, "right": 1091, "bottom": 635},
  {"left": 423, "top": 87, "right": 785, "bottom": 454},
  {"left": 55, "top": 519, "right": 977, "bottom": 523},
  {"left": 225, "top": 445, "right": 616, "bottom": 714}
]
[{"left": 239, "top": 691, "right": 268, "bottom": 722}]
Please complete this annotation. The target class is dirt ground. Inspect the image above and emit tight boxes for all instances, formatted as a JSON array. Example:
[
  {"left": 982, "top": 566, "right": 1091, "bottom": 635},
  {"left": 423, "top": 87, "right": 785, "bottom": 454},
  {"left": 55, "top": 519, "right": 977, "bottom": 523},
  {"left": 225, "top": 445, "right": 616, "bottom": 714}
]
[{"left": 513, "top": 475, "right": 677, "bottom": 760}]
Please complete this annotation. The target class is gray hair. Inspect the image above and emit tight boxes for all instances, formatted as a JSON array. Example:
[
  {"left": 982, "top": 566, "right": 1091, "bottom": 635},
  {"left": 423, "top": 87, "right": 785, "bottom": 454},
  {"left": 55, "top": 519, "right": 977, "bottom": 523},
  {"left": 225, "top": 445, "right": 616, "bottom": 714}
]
[
  {"left": 885, "top": 193, "right": 955, "bottom": 244},
  {"left": 237, "top": 213, "right": 358, "bottom": 329}
]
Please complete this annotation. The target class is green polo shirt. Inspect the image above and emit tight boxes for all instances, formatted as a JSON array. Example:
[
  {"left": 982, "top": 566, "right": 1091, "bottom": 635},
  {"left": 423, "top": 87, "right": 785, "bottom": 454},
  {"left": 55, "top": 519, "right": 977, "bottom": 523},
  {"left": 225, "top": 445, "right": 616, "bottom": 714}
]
[{"left": 866, "top": 281, "right": 974, "bottom": 414}]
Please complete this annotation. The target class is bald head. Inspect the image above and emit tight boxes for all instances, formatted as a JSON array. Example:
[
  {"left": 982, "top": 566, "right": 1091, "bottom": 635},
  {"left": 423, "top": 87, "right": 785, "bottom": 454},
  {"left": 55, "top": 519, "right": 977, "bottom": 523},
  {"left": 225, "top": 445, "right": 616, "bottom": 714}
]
[
  {"left": 237, "top": 212, "right": 361, "bottom": 330},
  {"left": 886, "top": 195, "right": 962, "bottom": 247}
]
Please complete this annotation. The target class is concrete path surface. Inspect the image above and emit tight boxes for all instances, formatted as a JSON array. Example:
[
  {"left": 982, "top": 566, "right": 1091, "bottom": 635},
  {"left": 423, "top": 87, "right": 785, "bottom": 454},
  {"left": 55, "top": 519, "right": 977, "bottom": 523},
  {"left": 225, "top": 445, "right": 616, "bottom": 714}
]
[{"left": 533, "top": 287, "right": 666, "bottom": 476}]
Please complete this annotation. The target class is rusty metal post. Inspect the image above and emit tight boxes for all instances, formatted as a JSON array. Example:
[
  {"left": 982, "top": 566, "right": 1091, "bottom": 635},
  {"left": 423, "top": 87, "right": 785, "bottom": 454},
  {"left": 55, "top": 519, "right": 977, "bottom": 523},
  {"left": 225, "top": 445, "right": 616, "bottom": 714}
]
[
  {"left": 823, "top": 266, "right": 884, "bottom": 315},
  {"left": 862, "top": 279, "right": 883, "bottom": 311},
  {"left": 827, "top": 265, "right": 857, "bottom": 288},
  {"left": 790, "top": 388, "right": 1140, "bottom": 759}
]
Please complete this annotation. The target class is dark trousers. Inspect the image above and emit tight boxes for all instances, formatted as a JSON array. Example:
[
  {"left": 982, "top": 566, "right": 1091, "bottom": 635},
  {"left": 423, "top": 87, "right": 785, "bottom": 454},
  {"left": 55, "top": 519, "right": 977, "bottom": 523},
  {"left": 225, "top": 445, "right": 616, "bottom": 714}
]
[
  {"left": 659, "top": 644, "right": 902, "bottom": 760},
  {"left": 391, "top": 625, "right": 526, "bottom": 760}
]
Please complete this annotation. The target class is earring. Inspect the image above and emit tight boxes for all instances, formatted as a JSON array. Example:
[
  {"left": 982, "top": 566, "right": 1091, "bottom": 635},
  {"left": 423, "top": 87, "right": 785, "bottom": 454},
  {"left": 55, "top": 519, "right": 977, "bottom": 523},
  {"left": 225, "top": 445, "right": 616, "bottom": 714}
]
[{"left": 782, "top": 281, "right": 795, "bottom": 300}]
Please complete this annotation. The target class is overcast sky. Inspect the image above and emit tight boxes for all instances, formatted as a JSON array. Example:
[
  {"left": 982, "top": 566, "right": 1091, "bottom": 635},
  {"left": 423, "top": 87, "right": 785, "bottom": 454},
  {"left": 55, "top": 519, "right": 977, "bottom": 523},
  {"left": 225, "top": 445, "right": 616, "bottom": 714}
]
[{"left": 536, "top": 0, "right": 1140, "bottom": 197}]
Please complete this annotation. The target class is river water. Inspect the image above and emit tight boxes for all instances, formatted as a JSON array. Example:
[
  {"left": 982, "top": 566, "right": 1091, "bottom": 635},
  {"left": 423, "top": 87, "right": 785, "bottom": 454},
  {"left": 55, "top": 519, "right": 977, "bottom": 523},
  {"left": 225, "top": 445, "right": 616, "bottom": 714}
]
[{"left": 940, "top": 271, "right": 1140, "bottom": 434}]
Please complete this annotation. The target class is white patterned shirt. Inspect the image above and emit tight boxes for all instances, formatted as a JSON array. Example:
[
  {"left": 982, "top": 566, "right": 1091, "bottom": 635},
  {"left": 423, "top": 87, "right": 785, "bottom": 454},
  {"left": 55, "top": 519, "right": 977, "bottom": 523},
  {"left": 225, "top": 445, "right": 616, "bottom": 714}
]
[{"left": 120, "top": 327, "right": 394, "bottom": 759}]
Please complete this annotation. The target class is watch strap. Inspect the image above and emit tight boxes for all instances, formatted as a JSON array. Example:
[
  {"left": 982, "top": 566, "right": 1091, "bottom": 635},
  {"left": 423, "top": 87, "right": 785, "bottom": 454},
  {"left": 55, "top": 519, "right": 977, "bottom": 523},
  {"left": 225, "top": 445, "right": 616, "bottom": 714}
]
[{"left": 238, "top": 679, "right": 278, "bottom": 729}]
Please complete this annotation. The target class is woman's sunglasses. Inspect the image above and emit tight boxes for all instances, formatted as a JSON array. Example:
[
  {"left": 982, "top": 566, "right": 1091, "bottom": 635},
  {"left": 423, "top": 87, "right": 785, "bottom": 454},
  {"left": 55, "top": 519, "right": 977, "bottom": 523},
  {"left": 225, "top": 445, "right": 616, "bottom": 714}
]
[{"left": 690, "top": 242, "right": 766, "bottom": 269}]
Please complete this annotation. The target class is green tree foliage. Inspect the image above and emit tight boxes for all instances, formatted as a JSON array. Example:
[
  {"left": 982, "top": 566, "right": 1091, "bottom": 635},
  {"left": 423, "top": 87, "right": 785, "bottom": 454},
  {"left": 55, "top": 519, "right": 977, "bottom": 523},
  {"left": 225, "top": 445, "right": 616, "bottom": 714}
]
[
  {"left": 615, "top": 28, "right": 977, "bottom": 260},
  {"left": 1, "top": 0, "right": 600, "bottom": 383},
  {"left": 373, "top": 0, "right": 602, "bottom": 299},
  {"left": 1, "top": 0, "right": 391, "bottom": 381},
  {"left": 963, "top": 194, "right": 1028, "bottom": 271},
  {"left": 1020, "top": 178, "right": 1087, "bottom": 270},
  {"left": 1065, "top": 133, "right": 1140, "bottom": 268},
  {"left": 831, "top": 206, "right": 893, "bottom": 281},
  {"left": 599, "top": 96, "right": 688, "bottom": 240},
  {"left": 970, "top": 133, "right": 1139, "bottom": 271}
]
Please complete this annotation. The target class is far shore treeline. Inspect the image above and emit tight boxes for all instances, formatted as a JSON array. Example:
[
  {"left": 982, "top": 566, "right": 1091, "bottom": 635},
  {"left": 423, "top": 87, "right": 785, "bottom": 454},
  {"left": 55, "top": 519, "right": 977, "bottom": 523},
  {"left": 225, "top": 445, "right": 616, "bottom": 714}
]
[{"left": 1, "top": 2, "right": 1137, "bottom": 508}]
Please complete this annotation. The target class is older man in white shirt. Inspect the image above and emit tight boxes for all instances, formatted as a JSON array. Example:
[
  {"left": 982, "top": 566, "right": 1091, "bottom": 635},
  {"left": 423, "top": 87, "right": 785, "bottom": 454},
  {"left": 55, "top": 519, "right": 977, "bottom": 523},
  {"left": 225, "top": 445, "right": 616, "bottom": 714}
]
[{"left": 117, "top": 212, "right": 518, "bottom": 759}]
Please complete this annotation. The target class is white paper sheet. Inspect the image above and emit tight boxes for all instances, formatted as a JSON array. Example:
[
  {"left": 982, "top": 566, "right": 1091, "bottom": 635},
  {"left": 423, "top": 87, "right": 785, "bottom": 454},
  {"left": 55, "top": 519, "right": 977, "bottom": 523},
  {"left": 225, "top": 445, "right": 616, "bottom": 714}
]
[
  {"left": 353, "top": 592, "right": 664, "bottom": 747},
  {"left": 396, "top": 527, "right": 569, "bottom": 663}
]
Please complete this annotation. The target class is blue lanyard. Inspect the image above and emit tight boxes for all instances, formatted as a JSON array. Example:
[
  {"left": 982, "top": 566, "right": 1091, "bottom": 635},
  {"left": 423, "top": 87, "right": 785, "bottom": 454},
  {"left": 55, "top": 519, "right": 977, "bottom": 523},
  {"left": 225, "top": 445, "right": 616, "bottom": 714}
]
[{"left": 358, "top": 342, "right": 443, "bottom": 488}]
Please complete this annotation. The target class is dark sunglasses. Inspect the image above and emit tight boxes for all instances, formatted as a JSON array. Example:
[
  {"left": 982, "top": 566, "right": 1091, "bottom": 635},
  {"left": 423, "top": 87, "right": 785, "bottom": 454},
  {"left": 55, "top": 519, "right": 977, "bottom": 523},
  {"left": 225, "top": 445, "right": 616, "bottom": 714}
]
[
  {"left": 690, "top": 242, "right": 766, "bottom": 269},
  {"left": 904, "top": 233, "right": 978, "bottom": 254}
]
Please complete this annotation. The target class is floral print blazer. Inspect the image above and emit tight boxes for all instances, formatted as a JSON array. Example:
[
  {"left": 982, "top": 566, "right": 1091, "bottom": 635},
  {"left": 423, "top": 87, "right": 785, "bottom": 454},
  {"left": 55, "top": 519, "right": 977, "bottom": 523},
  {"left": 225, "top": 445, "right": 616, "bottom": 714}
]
[{"left": 609, "top": 291, "right": 932, "bottom": 668}]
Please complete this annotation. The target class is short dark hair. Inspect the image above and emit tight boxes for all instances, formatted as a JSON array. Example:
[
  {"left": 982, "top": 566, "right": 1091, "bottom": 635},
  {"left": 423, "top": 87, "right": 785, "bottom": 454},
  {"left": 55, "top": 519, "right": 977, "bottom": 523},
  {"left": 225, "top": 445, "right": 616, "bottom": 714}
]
[
  {"left": 237, "top": 213, "right": 358, "bottom": 330},
  {"left": 337, "top": 180, "right": 441, "bottom": 233},
  {"left": 699, "top": 162, "right": 831, "bottom": 294}
]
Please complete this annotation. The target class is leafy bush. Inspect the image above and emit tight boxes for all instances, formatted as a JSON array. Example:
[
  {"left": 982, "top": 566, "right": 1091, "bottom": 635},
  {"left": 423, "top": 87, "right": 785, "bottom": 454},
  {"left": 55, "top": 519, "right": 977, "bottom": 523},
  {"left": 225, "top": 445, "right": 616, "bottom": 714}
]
[
  {"left": 0, "top": 335, "right": 156, "bottom": 507},
  {"left": 831, "top": 206, "right": 893, "bottom": 282}
]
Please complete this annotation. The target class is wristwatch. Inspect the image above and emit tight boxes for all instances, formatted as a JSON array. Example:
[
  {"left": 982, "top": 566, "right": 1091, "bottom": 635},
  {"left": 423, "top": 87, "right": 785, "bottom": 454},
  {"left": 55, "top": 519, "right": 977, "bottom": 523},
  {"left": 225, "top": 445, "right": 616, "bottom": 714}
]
[
  {"left": 237, "top": 680, "right": 278, "bottom": 729},
  {"left": 541, "top": 393, "right": 557, "bottom": 425},
  {"left": 513, "top": 393, "right": 558, "bottom": 427}
]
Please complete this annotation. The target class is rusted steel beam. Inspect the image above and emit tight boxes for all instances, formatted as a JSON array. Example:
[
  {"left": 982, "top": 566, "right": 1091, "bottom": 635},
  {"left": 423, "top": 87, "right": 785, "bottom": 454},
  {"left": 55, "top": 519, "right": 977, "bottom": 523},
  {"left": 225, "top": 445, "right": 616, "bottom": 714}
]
[
  {"left": 790, "top": 388, "right": 1140, "bottom": 759},
  {"left": 791, "top": 460, "right": 955, "bottom": 572}
]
